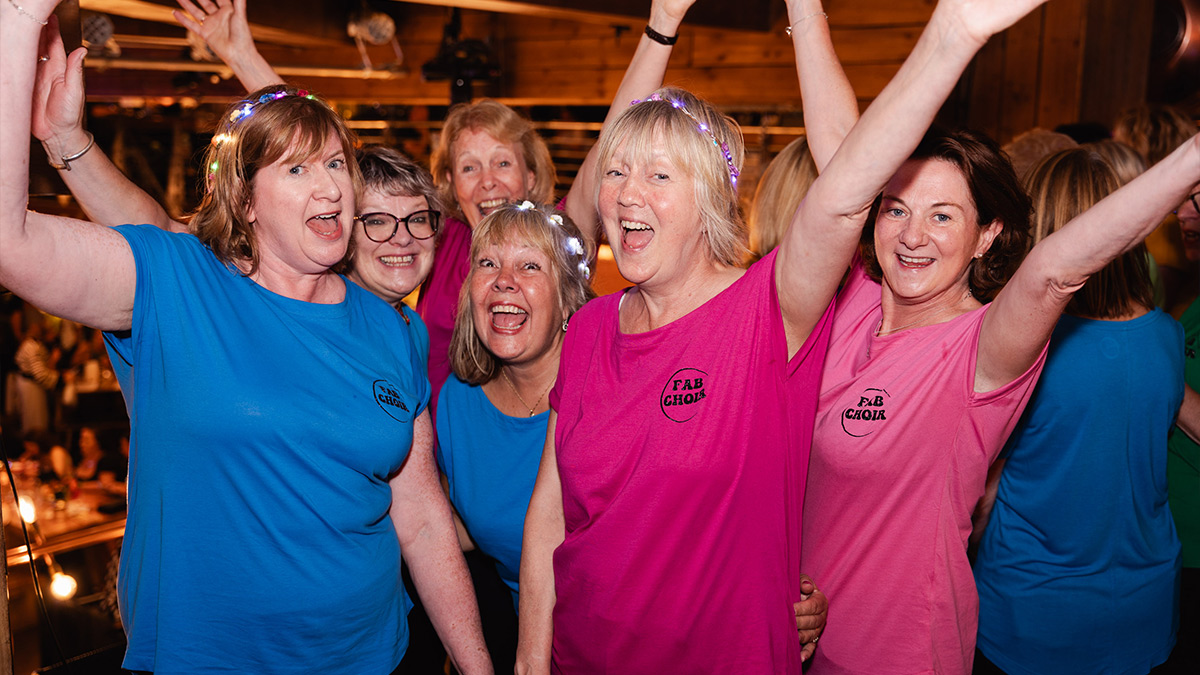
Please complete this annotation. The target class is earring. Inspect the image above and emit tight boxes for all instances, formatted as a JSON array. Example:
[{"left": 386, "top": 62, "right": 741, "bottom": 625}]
[
  {"left": 562, "top": 319, "right": 569, "bottom": 332},
  {"left": 973, "top": 253, "right": 982, "bottom": 259}
]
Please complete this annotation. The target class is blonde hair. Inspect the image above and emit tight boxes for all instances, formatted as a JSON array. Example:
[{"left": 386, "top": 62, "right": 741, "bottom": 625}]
[
  {"left": 192, "top": 86, "right": 362, "bottom": 275},
  {"left": 1001, "top": 128, "right": 1078, "bottom": 183},
  {"left": 1082, "top": 139, "right": 1146, "bottom": 186},
  {"left": 449, "top": 203, "right": 596, "bottom": 385},
  {"left": 594, "top": 87, "right": 748, "bottom": 268},
  {"left": 748, "top": 135, "right": 818, "bottom": 261},
  {"left": 1025, "top": 148, "right": 1152, "bottom": 318},
  {"left": 430, "top": 100, "right": 556, "bottom": 222}
]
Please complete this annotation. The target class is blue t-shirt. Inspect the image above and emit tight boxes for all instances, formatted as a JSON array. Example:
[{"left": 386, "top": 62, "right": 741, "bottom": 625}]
[
  {"left": 435, "top": 375, "right": 545, "bottom": 607},
  {"left": 975, "top": 311, "right": 1183, "bottom": 675},
  {"left": 398, "top": 303, "right": 430, "bottom": 368},
  {"left": 105, "top": 225, "right": 429, "bottom": 674}
]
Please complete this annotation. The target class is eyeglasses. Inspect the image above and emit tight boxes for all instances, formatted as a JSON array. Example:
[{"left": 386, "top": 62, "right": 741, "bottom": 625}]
[
  {"left": 356, "top": 210, "right": 441, "bottom": 242},
  {"left": 1176, "top": 192, "right": 1200, "bottom": 219}
]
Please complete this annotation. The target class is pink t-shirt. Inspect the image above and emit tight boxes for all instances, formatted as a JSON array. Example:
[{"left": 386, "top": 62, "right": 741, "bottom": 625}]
[
  {"left": 416, "top": 215, "right": 471, "bottom": 408},
  {"left": 803, "top": 262, "right": 1045, "bottom": 675},
  {"left": 549, "top": 250, "right": 834, "bottom": 674}
]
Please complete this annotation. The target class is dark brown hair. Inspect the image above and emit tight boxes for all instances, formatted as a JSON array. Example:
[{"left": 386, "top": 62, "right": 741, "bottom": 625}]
[{"left": 860, "top": 127, "right": 1032, "bottom": 302}]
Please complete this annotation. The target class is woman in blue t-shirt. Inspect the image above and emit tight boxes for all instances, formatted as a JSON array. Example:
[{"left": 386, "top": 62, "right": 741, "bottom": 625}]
[
  {"left": 435, "top": 202, "right": 593, "bottom": 667},
  {"left": 973, "top": 148, "right": 1185, "bottom": 675},
  {"left": 1, "top": 7, "right": 491, "bottom": 673}
]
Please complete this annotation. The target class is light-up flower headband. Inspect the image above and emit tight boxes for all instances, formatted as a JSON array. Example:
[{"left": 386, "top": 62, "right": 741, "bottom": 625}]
[
  {"left": 629, "top": 92, "right": 740, "bottom": 190},
  {"left": 516, "top": 201, "right": 591, "bottom": 280}
]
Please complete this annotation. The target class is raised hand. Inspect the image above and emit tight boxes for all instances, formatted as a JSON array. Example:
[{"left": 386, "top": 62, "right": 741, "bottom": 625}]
[
  {"left": 31, "top": 16, "right": 88, "bottom": 151},
  {"left": 651, "top": 0, "right": 699, "bottom": 28},
  {"left": 933, "top": 0, "right": 1051, "bottom": 47},
  {"left": 173, "top": 0, "right": 254, "bottom": 66}
]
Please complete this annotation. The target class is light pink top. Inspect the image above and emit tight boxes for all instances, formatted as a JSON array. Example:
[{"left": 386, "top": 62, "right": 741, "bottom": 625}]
[
  {"left": 549, "top": 250, "right": 834, "bottom": 673},
  {"left": 803, "top": 262, "right": 1045, "bottom": 675}
]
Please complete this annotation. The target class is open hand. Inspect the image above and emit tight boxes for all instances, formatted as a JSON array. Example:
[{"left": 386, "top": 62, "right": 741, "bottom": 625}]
[{"left": 173, "top": 0, "right": 254, "bottom": 64}]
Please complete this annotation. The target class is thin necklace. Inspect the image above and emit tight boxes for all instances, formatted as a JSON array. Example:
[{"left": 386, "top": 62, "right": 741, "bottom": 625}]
[
  {"left": 876, "top": 290, "right": 972, "bottom": 337},
  {"left": 501, "top": 368, "right": 552, "bottom": 417}
]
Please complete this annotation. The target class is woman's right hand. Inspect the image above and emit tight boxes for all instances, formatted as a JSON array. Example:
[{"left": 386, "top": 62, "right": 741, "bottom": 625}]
[
  {"left": 173, "top": 0, "right": 255, "bottom": 65},
  {"left": 31, "top": 15, "right": 88, "bottom": 155},
  {"left": 934, "top": 0, "right": 1049, "bottom": 47}
]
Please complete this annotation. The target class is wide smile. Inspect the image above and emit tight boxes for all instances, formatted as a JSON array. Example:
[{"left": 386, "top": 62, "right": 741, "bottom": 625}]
[
  {"left": 490, "top": 302, "right": 528, "bottom": 331},
  {"left": 308, "top": 212, "right": 343, "bottom": 240},
  {"left": 378, "top": 254, "right": 415, "bottom": 267},
  {"left": 896, "top": 253, "right": 934, "bottom": 269},
  {"left": 478, "top": 198, "right": 509, "bottom": 217},
  {"left": 620, "top": 219, "right": 654, "bottom": 251}
]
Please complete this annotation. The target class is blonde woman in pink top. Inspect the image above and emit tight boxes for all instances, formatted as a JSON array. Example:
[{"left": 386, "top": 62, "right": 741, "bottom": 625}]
[{"left": 514, "top": 0, "right": 1057, "bottom": 672}]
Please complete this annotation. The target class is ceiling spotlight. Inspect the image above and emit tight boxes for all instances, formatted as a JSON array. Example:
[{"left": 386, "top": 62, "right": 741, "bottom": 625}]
[
  {"left": 348, "top": 9, "right": 404, "bottom": 72},
  {"left": 81, "top": 11, "right": 120, "bottom": 58}
]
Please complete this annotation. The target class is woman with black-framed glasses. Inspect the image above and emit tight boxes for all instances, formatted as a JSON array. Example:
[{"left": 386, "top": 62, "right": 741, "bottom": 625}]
[{"left": 342, "top": 146, "right": 447, "bottom": 365}]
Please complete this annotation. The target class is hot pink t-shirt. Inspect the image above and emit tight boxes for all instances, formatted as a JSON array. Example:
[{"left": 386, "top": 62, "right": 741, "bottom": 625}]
[
  {"left": 803, "top": 262, "right": 1045, "bottom": 675},
  {"left": 548, "top": 250, "right": 834, "bottom": 674},
  {"left": 416, "top": 215, "right": 471, "bottom": 408}
]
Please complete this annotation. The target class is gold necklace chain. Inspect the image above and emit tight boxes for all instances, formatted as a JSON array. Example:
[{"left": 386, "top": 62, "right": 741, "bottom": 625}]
[{"left": 501, "top": 368, "right": 552, "bottom": 417}]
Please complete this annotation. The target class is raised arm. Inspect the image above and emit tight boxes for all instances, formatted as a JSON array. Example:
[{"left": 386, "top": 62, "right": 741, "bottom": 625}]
[
  {"left": 1, "top": 6, "right": 134, "bottom": 331},
  {"left": 173, "top": 0, "right": 284, "bottom": 91},
  {"left": 563, "top": 0, "right": 697, "bottom": 247},
  {"left": 31, "top": 31, "right": 183, "bottom": 231},
  {"left": 516, "top": 412, "right": 566, "bottom": 675},
  {"left": 775, "top": 0, "right": 1048, "bottom": 356},
  {"left": 978, "top": 134, "right": 1200, "bottom": 392},
  {"left": 390, "top": 411, "right": 493, "bottom": 674},
  {"left": 785, "top": 0, "right": 859, "bottom": 170}
]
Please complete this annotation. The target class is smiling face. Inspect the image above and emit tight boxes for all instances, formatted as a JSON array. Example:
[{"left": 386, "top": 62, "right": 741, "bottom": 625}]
[
  {"left": 598, "top": 136, "right": 706, "bottom": 291},
  {"left": 468, "top": 234, "right": 563, "bottom": 368},
  {"left": 1178, "top": 189, "right": 1200, "bottom": 262},
  {"left": 347, "top": 190, "right": 436, "bottom": 307},
  {"left": 875, "top": 158, "right": 1001, "bottom": 307},
  {"left": 449, "top": 128, "right": 536, "bottom": 227},
  {"left": 245, "top": 132, "right": 354, "bottom": 277}
]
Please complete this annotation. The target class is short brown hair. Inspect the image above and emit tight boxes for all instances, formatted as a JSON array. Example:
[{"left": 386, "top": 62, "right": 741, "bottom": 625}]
[
  {"left": 1025, "top": 148, "right": 1152, "bottom": 318},
  {"left": 449, "top": 203, "right": 596, "bottom": 385},
  {"left": 860, "top": 127, "right": 1032, "bottom": 302},
  {"left": 192, "top": 86, "right": 362, "bottom": 275},
  {"left": 430, "top": 100, "right": 556, "bottom": 221},
  {"left": 594, "top": 87, "right": 749, "bottom": 268},
  {"left": 748, "top": 135, "right": 818, "bottom": 261}
]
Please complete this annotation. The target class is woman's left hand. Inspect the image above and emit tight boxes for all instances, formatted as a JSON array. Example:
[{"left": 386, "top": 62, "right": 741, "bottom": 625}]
[
  {"left": 31, "top": 16, "right": 88, "bottom": 155},
  {"left": 795, "top": 573, "right": 827, "bottom": 662}
]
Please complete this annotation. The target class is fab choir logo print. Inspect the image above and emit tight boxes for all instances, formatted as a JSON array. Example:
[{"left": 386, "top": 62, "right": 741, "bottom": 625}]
[
  {"left": 373, "top": 380, "right": 412, "bottom": 423},
  {"left": 660, "top": 368, "right": 709, "bottom": 423},
  {"left": 841, "top": 387, "right": 890, "bottom": 437}
]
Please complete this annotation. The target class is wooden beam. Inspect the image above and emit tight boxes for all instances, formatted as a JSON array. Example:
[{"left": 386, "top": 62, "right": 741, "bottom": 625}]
[
  {"left": 81, "top": 0, "right": 345, "bottom": 46},
  {"left": 392, "top": 0, "right": 775, "bottom": 32}
]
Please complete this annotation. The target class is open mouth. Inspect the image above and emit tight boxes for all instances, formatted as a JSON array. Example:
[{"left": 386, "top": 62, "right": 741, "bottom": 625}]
[
  {"left": 896, "top": 254, "right": 934, "bottom": 269},
  {"left": 491, "top": 303, "right": 528, "bottom": 329},
  {"left": 621, "top": 219, "right": 654, "bottom": 250},
  {"left": 478, "top": 198, "right": 508, "bottom": 217},
  {"left": 308, "top": 213, "right": 342, "bottom": 239},
  {"left": 378, "top": 254, "right": 415, "bottom": 267}
]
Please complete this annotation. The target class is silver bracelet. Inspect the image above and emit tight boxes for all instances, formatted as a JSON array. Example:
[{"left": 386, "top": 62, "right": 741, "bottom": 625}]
[
  {"left": 7, "top": 0, "right": 47, "bottom": 25},
  {"left": 786, "top": 11, "right": 828, "bottom": 36},
  {"left": 46, "top": 132, "right": 95, "bottom": 171}
]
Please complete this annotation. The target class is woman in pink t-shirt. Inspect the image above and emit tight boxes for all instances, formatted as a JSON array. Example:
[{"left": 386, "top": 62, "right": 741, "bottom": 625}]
[
  {"left": 514, "top": 1, "right": 1054, "bottom": 672},
  {"left": 794, "top": 12, "right": 1200, "bottom": 675}
]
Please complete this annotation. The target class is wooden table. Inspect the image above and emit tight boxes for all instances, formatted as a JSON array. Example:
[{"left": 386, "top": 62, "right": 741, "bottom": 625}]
[{"left": 4, "top": 480, "right": 126, "bottom": 567}]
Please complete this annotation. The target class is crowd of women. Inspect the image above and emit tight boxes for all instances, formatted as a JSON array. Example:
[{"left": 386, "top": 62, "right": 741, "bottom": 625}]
[{"left": 2, "top": 0, "right": 1198, "bottom": 673}]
